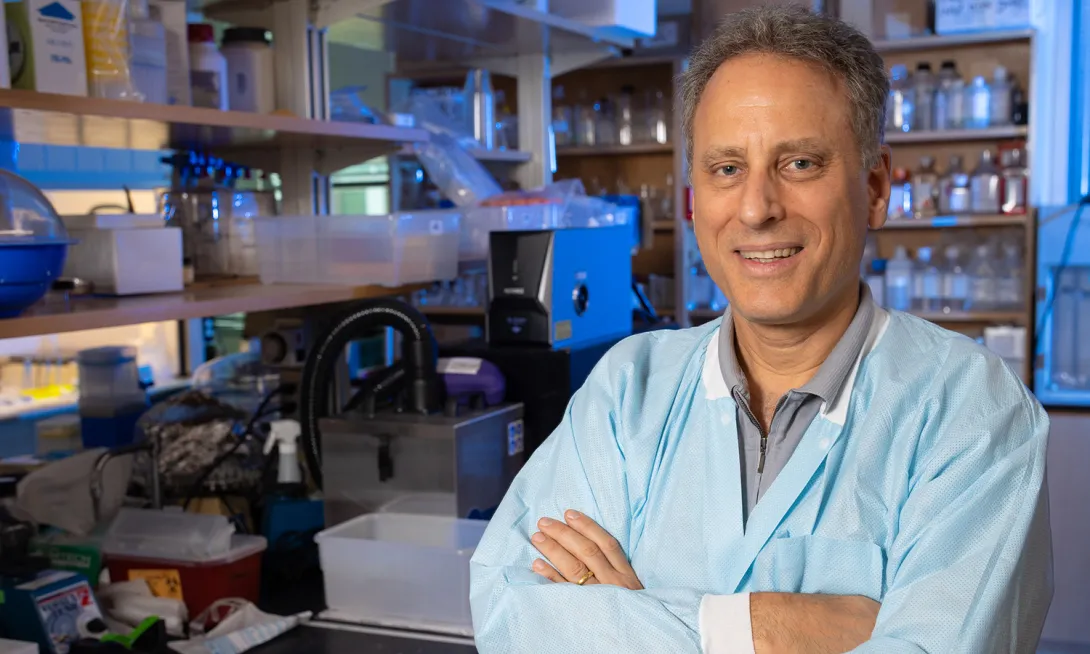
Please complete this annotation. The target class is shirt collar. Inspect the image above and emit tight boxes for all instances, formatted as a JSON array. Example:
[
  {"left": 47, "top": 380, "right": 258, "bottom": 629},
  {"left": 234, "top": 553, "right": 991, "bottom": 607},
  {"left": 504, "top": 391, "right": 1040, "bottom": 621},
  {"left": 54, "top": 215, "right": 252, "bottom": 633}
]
[{"left": 717, "top": 282, "right": 877, "bottom": 404}]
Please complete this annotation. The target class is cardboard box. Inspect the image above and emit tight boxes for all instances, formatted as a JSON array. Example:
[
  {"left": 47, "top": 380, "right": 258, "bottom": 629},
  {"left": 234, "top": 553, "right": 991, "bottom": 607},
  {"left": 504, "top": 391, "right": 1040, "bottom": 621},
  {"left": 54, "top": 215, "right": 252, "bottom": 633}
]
[
  {"left": 935, "top": 0, "right": 1030, "bottom": 34},
  {"left": 6, "top": 0, "right": 88, "bottom": 95}
]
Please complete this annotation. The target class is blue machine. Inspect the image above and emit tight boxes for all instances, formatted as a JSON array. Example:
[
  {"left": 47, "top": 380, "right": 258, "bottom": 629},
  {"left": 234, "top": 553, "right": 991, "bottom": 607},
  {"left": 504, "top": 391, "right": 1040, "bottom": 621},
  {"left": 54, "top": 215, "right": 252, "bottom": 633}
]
[
  {"left": 1035, "top": 202, "right": 1090, "bottom": 407},
  {"left": 0, "top": 570, "right": 104, "bottom": 653},
  {"left": 487, "top": 226, "right": 633, "bottom": 349}
]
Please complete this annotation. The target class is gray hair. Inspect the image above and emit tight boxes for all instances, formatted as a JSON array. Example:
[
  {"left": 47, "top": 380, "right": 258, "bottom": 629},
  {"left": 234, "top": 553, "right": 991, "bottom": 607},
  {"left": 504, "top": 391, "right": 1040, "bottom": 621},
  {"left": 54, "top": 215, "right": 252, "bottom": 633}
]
[{"left": 680, "top": 5, "right": 889, "bottom": 170}]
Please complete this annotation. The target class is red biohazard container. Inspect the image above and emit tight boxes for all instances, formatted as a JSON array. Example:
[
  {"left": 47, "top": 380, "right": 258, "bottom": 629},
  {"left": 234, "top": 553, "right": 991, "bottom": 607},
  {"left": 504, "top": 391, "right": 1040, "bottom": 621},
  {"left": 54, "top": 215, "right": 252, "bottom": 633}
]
[{"left": 104, "top": 535, "right": 266, "bottom": 617}]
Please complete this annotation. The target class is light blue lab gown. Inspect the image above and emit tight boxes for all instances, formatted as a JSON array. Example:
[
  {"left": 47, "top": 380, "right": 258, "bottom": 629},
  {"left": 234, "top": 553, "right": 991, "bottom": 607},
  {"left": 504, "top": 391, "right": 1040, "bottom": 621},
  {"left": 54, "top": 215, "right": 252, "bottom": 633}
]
[{"left": 469, "top": 309, "right": 1052, "bottom": 653}]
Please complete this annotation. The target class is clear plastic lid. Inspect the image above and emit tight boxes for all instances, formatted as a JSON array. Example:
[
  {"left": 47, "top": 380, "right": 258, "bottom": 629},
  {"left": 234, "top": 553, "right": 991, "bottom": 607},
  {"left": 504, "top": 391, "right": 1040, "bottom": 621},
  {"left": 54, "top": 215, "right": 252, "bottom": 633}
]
[{"left": 0, "top": 169, "right": 70, "bottom": 245}]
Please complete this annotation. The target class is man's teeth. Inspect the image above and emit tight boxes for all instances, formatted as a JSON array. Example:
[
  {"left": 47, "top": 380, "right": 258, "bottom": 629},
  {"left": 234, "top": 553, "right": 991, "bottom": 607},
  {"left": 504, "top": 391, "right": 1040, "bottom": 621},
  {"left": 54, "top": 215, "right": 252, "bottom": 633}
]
[{"left": 740, "top": 247, "right": 802, "bottom": 262}]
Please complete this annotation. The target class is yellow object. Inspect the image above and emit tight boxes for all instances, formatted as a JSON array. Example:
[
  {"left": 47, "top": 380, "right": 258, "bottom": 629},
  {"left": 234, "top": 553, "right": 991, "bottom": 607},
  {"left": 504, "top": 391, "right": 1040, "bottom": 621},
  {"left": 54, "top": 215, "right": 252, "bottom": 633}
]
[
  {"left": 127, "top": 569, "right": 184, "bottom": 601},
  {"left": 575, "top": 569, "right": 595, "bottom": 586},
  {"left": 21, "top": 384, "right": 75, "bottom": 400},
  {"left": 82, "top": 0, "right": 131, "bottom": 96}
]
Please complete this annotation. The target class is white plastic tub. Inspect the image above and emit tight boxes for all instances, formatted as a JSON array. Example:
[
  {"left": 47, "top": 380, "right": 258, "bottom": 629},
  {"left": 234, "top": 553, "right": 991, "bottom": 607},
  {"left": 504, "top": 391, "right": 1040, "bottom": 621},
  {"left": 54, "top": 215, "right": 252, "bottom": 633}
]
[
  {"left": 316, "top": 512, "right": 487, "bottom": 635},
  {"left": 460, "top": 203, "right": 562, "bottom": 261},
  {"left": 254, "top": 211, "right": 460, "bottom": 287}
]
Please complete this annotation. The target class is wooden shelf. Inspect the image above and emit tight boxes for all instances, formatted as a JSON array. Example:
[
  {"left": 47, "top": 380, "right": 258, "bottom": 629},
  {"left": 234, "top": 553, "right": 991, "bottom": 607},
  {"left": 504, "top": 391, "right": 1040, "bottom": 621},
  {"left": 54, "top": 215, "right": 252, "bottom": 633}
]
[
  {"left": 0, "top": 280, "right": 420, "bottom": 339},
  {"left": 557, "top": 143, "right": 673, "bottom": 157},
  {"left": 469, "top": 149, "right": 533, "bottom": 163},
  {"left": 883, "top": 214, "right": 1030, "bottom": 229},
  {"left": 688, "top": 308, "right": 722, "bottom": 322},
  {"left": 0, "top": 88, "right": 429, "bottom": 156},
  {"left": 885, "top": 126, "right": 1027, "bottom": 144},
  {"left": 652, "top": 221, "right": 676, "bottom": 232},
  {"left": 872, "top": 29, "right": 1033, "bottom": 53},
  {"left": 419, "top": 306, "right": 485, "bottom": 317},
  {"left": 910, "top": 310, "right": 1026, "bottom": 324},
  {"left": 587, "top": 55, "right": 680, "bottom": 70}
]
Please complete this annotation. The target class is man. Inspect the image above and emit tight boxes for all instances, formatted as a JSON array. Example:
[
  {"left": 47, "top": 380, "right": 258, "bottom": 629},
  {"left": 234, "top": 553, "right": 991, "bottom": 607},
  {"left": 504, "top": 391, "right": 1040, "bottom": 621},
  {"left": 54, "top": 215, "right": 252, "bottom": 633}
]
[{"left": 470, "top": 7, "right": 1052, "bottom": 653}]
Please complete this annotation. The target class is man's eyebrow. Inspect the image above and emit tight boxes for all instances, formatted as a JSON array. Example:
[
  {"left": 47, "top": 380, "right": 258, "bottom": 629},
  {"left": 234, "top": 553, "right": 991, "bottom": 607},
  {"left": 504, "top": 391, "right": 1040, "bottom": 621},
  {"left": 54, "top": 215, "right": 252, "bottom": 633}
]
[
  {"left": 774, "top": 138, "right": 831, "bottom": 155},
  {"left": 700, "top": 145, "right": 746, "bottom": 170}
]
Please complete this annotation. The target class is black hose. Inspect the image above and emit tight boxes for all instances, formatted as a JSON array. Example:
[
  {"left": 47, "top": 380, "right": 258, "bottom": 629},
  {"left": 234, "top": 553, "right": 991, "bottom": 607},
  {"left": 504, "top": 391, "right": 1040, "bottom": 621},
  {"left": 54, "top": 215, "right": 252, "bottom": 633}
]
[{"left": 298, "top": 298, "right": 443, "bottom": 489}]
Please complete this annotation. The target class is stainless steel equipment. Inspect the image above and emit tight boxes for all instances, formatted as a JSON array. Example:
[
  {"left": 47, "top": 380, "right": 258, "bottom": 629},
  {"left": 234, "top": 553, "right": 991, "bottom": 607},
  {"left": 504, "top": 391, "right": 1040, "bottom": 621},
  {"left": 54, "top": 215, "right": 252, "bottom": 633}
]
[{"left": 320, "top": 403, "right": 524, "bottom": 527}]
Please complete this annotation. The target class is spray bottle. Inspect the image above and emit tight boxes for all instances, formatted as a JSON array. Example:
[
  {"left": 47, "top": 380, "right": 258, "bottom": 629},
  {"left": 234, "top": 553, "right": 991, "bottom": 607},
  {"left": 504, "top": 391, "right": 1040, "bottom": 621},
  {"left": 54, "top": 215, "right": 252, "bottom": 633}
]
[{"left": 264, "top": 419, "right": 302, "bottom": 485}]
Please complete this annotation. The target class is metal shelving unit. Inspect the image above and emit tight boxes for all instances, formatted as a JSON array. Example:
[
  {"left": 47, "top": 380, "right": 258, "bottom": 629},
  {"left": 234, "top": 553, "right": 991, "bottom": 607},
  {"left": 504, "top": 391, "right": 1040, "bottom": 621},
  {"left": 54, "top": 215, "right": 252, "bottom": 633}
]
[
  {"left": 885, "top": 126, "right": 1028, "bottom": 144},
  {"left": 883, "top": 214, "right": 1031, "bottom": 229}
]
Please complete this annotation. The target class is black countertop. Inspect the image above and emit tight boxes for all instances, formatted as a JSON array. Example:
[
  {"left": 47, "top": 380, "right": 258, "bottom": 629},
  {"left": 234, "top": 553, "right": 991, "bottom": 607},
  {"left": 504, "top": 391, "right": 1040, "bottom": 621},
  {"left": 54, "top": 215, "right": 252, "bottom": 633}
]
[{"left": 251, "top": 622, "right": 478, "bottom": 654}]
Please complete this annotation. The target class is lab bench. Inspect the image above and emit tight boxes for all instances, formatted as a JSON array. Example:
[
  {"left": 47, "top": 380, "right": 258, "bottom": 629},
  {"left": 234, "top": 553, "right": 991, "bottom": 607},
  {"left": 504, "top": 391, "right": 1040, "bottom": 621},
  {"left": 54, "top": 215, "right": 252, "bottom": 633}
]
[{"left": 251, "top": 622, "right": 477, "bottom": 654}]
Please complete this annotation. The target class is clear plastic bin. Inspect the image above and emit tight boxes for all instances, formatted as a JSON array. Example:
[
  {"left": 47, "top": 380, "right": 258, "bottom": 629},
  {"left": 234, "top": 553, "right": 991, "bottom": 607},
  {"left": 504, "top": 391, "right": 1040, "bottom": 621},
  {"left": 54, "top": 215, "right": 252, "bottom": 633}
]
[
  {"left": 460, "top": 204, "right": 562, "bottom": 261},
  {"left": 316, "top": 512, "right": 487, "bottom": 635},
  {"left": 254, "top": 211, "right": 461, "bottom": 287},
  {"left": 103, "top": 508, "right": 235, "bottom": 562}
]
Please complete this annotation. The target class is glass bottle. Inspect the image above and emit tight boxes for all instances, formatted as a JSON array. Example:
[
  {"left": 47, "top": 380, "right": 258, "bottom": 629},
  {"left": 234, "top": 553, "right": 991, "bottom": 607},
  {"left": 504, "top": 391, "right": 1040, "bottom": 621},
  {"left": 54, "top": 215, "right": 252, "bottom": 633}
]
[
  {"left": 970, "top": 149, "right": 1001, "bottom": 214},
  {"left": 616, "top": 85, "right": 636, "bottom": 146},
  {"left": 990, "top": 66, "right": 1012, "bottom": 127},
  {"left": 941, "top": 245, "right": 970, "bottom": 312},
  {"left": 933, "top": 60, "right": 965, "bottom": 130},
  {"left": 949, "top": 172, "right": 972, "bottom": 213},
  {"left": 965, "top": 76, "right": 992, "bottom": 129},
  {"left": 594, "top": 97, "right": 617, "bottom": 146},
  {"left": 996, "top": 239, "right": 1024, "bottom": 310},
  {"left": 1011, "top": 79, "right": 1029, "bottom": 126},
  {"left": 938, "top": 155, "right": 964, "bottom": 214},
  {"left": 574, "top": 90, "right": 596, "bottom": 146},
  {"left": 1000, "top": 147, "right": 1029, "bottom": 215},
  {"left": 912, "top": 156, "right": 940, "bottom": 218},
  {"left": 646, "top": 89, "right": 669, "bottom": 145},
  {"left": 888, "top": 167, "right": 912, "bottom": 220},
  {"left": 887, "top": 64, "right": 915, "bottom": 133},
  {"left": 914, "top": 62, "right": 935, "bottom": 131},
  {"left": 968, "top": 243, "right": 999, "bottom": 311},
  {"left": 552, "top": 85, "right": 573, "bottom": 147},
  {"left": 1051, "top": 268, "right": 1080, "bottom": 388},
  {"left": 885, "top": 245, "right": 914, "bottom": 311},
  {"left": 912, "top": 246, "right": 942, "bottom": 311}
]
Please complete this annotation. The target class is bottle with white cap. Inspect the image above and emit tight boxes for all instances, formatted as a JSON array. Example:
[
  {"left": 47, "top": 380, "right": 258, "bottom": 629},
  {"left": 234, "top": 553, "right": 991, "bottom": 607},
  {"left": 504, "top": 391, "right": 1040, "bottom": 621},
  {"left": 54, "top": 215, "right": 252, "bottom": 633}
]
[{"left": 265, "top": 419, "right": 302, "bottom": 484}]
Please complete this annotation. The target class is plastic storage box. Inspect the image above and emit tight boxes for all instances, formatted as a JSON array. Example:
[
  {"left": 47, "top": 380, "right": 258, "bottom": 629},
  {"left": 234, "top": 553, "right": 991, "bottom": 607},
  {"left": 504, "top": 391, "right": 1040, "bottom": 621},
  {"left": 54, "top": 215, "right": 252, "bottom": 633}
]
[
  {"left": 254, "top": 211, "right": 460, "bottom": 287},
  {"left": 104, "top": 533, "right": 266, "bottom": 617},
  {"left": 460, "top": 204, "right": 562, "bottom": 261},
  {"left": 316, "top": 512, "right": 487, "bottom": 635}
]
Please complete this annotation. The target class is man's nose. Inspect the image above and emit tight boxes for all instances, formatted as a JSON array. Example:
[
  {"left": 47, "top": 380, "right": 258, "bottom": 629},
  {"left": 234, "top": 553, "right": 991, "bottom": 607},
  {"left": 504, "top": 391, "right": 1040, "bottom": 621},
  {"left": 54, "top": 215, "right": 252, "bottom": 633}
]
[{"left": 737, "top": 170, "right": 786, "bottom": 229}]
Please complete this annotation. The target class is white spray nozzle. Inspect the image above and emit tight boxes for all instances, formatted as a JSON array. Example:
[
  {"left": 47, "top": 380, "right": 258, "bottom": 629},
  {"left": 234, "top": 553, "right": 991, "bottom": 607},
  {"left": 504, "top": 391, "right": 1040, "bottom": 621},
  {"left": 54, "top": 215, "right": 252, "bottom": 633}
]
[{"left": 265, "top": 419, "right": 303, "bottom": 484}]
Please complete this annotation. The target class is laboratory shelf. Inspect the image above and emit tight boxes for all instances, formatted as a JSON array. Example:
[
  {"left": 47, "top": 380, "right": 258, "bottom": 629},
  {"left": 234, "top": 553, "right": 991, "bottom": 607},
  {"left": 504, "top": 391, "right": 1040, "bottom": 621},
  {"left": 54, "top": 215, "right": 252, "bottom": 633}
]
[
  {"left": 872, "top": 29, "right": 1033, "bottom": 53},
  {"left": 910, "top": 309, "right": 1026, "bottom": 324},
  {"left": 883, "top": 214, "right": 1030, "bottom": 229},
  {"left": 688, "top": 309, "right": 721, "bottom": 322},
  {"left": 204, "top": 0, "right": 632, "bottom": 74},
  {"left": 885, "top": 126, "right": 1028, "bottom": 144},
  {"left": 0, "top": 88, "right": 429, "bottom": 155},
  {"left": 418, "top": 306, "right": 486, "bottom": 318},
  {"left": 0, "top": 279, "right": 424, "bottom": 340},
  {"left": 557, "top": 143, "right": 674, "bottom": 157},
  {"left": 469, "top": 149, "right": 533, "bottom": 163}
]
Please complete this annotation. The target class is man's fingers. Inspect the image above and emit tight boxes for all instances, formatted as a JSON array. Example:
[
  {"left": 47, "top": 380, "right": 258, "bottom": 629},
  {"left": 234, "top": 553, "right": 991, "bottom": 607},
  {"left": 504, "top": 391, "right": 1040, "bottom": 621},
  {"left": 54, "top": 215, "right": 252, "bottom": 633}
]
[
  {"left": 538, "top": 517, "right": 613, "bottom": 582},
  {"left": 530, "top": 530, "right": 595, "bottom": 584},
  {"left": 564, "top": 510, "right": 635, "bottom": 575},
  {"left": 531, "top": 559, "right": 566, "bottom": 583}
]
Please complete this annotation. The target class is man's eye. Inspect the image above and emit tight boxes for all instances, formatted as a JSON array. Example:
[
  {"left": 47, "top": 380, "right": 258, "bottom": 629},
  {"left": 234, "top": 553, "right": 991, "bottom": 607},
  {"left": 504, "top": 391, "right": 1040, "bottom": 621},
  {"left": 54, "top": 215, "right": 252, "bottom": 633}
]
[
  {"left": 790, "top": 159, "right": 815, "bottom": 171},
  {"left": 716, "top": 165, "right": 739, "bottom": 176}
]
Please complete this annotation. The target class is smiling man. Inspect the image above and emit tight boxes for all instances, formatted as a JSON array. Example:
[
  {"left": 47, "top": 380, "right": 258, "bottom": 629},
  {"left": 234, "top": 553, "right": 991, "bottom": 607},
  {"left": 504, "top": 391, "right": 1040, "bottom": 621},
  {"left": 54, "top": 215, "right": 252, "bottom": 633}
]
[{"left": 470, "top": 7, "right": 1052, "bottom": 653}]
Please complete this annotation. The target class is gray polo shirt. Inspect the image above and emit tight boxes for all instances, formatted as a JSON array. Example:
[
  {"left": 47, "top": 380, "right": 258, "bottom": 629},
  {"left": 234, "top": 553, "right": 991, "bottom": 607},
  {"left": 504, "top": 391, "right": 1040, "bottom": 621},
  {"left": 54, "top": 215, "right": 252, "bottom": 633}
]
[{"left": 719, "top": 284, "right": 877, "bottom": 523}]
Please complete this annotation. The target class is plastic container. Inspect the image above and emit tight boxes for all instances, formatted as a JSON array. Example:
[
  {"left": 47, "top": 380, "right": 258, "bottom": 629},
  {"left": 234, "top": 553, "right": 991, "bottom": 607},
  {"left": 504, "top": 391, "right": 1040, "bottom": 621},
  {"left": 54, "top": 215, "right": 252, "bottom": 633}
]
[
  {"left": 0, "top": 170, "right": 73, "bottom": 317},
  {"left": 82, "top": 0, "right": 134, "bottom": 99},
  {"left": 221, "top": 27, "right": 274, "bottom": 114},
  {"left": 316, "top": 513, "right": 486, "bottom": 635},
  {"left": 129, "top": 0, "right": 167, "bottom": 104},
  {"left": 104, "top": 508, "right": 235, "bottom": 562},
  {"left": 460, "top": 204, "right": 562, "bottom": 261},
  {"left": 77, "top": 346, "right": 148, "bottom": 448},
  {"left": 885, "top": 245, "right": 913, "bottom": 311},
  {"left": 254, "top": 212, "right": 460, "bottom": 287},
  {"left": 187, "top": 23, "right": 227, "bottom": 110},
  {"left": 104, "top": 533, "right": 265, "bottom": 618}
]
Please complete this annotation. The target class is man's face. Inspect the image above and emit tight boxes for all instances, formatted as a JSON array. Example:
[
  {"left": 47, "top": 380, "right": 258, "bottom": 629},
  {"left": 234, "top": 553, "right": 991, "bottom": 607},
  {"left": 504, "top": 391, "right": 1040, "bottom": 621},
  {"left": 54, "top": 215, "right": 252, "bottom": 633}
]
[{"left": 691, "top": 54, "right": 891, "bottom": 325}]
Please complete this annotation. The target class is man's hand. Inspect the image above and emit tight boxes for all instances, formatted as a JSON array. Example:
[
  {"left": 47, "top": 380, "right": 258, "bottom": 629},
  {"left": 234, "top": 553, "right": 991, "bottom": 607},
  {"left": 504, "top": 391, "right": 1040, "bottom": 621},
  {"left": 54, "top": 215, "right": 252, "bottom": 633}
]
[
  {"left": 750, "top": 592, "right": 880, "bottom": 654},
  {"left": 529, "top": 510, "right": 644, "bottom": 590}
]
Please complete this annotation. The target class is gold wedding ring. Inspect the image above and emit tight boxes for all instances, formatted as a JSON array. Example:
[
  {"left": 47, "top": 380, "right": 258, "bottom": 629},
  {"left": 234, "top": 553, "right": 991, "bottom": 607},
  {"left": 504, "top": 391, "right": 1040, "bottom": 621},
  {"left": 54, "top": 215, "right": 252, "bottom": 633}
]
[{"left": 575, "top": 569, "right": 596, "bottom": 586}]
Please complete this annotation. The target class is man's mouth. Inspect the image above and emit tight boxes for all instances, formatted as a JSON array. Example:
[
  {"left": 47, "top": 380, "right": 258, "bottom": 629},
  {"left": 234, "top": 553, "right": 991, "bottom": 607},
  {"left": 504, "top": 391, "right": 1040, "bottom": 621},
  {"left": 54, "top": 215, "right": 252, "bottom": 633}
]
[{"left": 737, "top": 247, "right": 803, "bottom": 264}]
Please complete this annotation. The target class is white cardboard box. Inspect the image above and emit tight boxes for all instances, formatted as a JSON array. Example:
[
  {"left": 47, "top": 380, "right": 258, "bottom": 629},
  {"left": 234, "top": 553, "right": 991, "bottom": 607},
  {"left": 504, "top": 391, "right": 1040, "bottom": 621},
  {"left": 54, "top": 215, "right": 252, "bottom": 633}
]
[
  {"left": 935, "top": 0, "right": 1030, "bottom": 34},
  {"left": 64, "top": 227, "right": 184, "bottom": 295},
  {"left": 6, "top": 0, "right": 88, "bottom": 95}
]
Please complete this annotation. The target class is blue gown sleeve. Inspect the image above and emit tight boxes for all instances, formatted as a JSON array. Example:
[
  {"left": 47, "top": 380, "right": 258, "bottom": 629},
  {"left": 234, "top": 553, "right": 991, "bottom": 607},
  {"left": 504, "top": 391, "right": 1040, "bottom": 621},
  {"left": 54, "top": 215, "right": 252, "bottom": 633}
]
[
  {"left": 852, "top": 355, "right": 1053, "bottom": 654},
  {"left": 469, "top": 347, "right": 705, "bottom": 653}
]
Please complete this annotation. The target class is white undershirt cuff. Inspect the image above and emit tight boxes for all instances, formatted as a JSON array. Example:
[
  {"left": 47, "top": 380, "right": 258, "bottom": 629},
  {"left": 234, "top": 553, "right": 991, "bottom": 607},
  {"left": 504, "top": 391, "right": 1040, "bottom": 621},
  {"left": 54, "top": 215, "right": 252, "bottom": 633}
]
[{"left": 699, "top": 592, "right": 756, "bottom": 654}]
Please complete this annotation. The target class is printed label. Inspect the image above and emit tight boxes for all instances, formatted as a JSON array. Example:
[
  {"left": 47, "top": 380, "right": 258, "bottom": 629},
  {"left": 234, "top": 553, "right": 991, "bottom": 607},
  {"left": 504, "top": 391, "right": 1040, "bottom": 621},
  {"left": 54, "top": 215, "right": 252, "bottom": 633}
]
[
  {"left": 128, "top": 569, "right": 184, "bottom": 601},
  {"left": 437, "top": 357, "right": 483, "bottom": 375},
  {"left": 190, "top": 70, "right": 222, "bottom": 109}
]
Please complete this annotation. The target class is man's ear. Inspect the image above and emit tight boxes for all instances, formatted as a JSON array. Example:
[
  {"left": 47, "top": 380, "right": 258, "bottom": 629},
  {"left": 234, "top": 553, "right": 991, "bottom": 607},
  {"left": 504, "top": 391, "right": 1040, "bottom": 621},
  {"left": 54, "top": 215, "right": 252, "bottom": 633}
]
[{"left": 868, "top": 145, "right": 893, "bottom": 230}]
